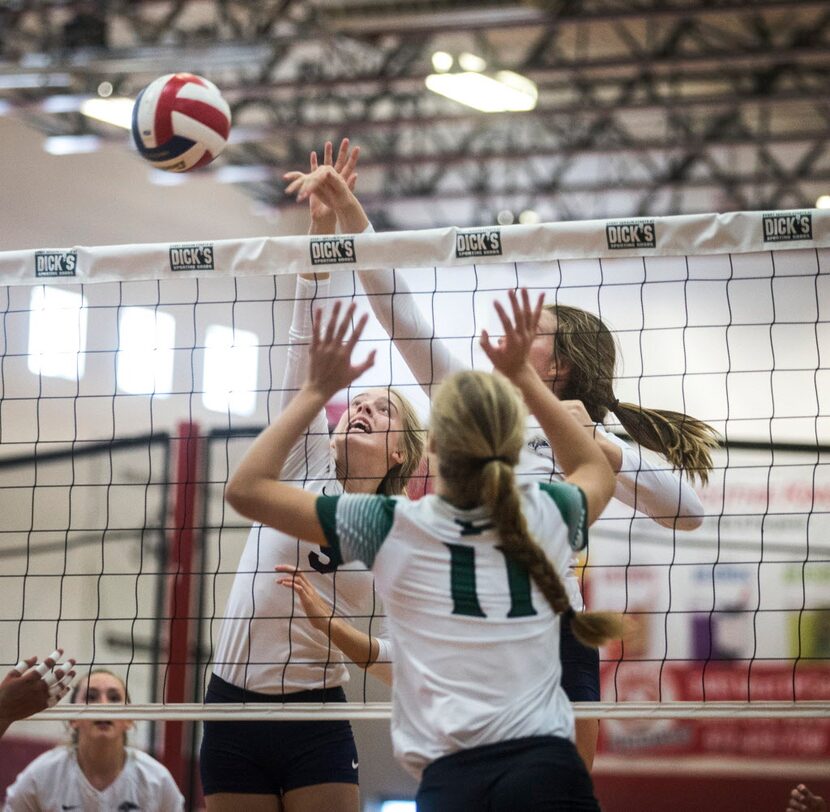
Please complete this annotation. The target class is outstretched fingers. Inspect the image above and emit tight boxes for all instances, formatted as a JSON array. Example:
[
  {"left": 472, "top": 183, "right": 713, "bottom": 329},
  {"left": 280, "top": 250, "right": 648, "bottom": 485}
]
[
  {"left": 309, "top": 302, "right": 376, "bottom": 392},
  {"left": 480, "top": 288, "right": 545, "bottom": 375}
]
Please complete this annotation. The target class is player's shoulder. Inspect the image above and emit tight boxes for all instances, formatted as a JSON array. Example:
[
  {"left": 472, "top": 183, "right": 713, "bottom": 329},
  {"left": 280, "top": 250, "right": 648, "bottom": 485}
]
[
  {"left": 28, "top": 744, "right": 72, "bottom": 769},
  {"left": 14, "top": 744, "right": 73, "bottom": 780},
  {"left": 128, "top": 747, "right": 176, "bottom": 779}
]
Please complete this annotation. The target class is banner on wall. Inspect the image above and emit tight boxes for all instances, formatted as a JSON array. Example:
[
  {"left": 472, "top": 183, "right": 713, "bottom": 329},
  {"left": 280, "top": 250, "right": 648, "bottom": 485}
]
[{"left": 591, "top": 443, "right": 830, "bottom": 762}]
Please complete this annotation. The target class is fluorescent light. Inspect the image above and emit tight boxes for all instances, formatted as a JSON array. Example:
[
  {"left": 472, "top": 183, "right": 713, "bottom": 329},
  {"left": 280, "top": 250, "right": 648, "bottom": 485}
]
[
  {"left": 80, "top": 96, "right": 134, "bottom": 129},
  {"left": 42, "top": 94, "right": 89, "bottom": 113},
  {"left": 458, "top": 52, "right": 487, "bottom": 72},
  {"left": 431, "top": 51, "right": 454, "bottom": 72},
  {"left": 117, "top": 308, "right": 175, "bottom": 396},
  {"left": 44, "top": 135, "right": 102, "bottom": 155},
  {"left": 28, "top": 287, "right": 87, "bottom": 380},
  {"left": 203, "top": 325, "right": 258, "bottom": 416},
  {"left": 816, "top": 195, "right": 830, "bottom": 209},
  {"left": 426, "top": 71, "right": 537, "bottom": 112},
  {"left": 379, "top": 803, "right": 416, "bottom": 812}
]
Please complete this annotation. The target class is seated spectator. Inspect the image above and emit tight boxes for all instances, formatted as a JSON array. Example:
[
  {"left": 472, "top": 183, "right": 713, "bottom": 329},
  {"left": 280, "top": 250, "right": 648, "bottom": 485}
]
[{"left": 3, "top": 669, "right": 183, "bottom": 811}]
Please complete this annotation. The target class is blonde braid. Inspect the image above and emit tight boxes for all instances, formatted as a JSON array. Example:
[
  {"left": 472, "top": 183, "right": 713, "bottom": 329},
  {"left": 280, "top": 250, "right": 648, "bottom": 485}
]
[{"left": 433, "top": 370, "right": 624, "bottom": 648}]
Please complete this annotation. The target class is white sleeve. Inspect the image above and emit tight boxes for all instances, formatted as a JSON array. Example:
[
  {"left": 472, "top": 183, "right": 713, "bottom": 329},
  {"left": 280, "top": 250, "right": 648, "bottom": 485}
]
[
  {"left": 375, "top": 635, "right": 393, "bottom": 665},
  {"left": 357, "top": 228, "right": 464, "bottom": 395},
  {"left": 605, "top": 429, "right": 705, "bottom": 530},
  {"left": 2, "top": 766, "right": 39, "bottom": 812},
  {"left": 279, "top": 276, "right": 333, "bottom": 483},
  {"left": 281, "top": 275, "right": 331, "bottom": 411}
]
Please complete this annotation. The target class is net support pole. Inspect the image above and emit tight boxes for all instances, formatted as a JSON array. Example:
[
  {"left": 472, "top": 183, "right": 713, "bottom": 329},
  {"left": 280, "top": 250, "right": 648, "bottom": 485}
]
[{"left": 161, "top": 420, "right": 202, "bottom": 792}]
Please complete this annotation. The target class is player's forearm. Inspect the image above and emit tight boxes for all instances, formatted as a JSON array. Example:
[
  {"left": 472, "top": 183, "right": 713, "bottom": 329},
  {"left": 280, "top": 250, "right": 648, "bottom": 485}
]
[
  {"left": 227, "top": 385, "right": 327, "bottom": 507},
  {"left": 614, "top": 444, "right": 704, "bottom": 529},
  {"left": 325, "top": 617, "right": 381, "bottom": 670},
  {"left": 331, "top": 184, "right": 370, "bottom": 233}
]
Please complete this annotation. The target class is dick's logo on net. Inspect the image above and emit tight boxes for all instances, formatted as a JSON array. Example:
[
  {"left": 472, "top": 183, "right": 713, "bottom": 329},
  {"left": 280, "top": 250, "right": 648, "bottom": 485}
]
[
  {"left": 35, "top": 250, "right": 77, "bottom": 277},
  {"left": 762, "top": 212, "right": 812, "bottom": 242},
  {"left": 310, "top": 237, "right": 356, "bottom": 265},
  {"left": 606, "top": 220, "right": 656, "bottom": 250},
  {"left": 169, "top": 244, "right": 214, "bottom": 271},
  {"left": 456, "top": 229, "right": 502, "bottom": 258}
]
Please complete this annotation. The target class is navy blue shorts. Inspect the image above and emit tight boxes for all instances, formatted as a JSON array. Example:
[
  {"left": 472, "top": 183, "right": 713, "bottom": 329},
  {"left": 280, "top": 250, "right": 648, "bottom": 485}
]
[
  {"left": 199, "top": 673, "right": 359, "bottom": 796},
  {"left": 416, "top": 735, "right": 600, "bottom": 811},
  {"left": 560, "top": 612, "right": 601, "bottom": 702}
]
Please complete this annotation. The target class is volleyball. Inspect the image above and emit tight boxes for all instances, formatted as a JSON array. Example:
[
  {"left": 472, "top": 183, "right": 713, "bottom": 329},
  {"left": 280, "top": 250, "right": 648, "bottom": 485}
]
[{"left": 131, "top": 73, "right": 231, "bottom": 172}]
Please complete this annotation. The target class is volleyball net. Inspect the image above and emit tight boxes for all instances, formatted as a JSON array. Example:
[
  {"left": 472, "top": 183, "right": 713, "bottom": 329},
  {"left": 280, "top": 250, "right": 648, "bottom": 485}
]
[{"left": 0, "top": 210, "right": 828, "bottom": 744}]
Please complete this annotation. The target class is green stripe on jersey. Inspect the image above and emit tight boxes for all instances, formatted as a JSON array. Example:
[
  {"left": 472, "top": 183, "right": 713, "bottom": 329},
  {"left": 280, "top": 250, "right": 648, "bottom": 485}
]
[
  {"left": 538, "top": 482, "right": 588, "bottom": 551},
  {"left": 321, "top": 493, "right": 398, "bottom": 568}
]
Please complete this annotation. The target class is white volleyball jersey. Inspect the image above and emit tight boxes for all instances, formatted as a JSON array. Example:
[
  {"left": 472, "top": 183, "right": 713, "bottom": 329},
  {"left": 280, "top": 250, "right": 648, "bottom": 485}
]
[
  {"left": 315, "top": 480, "right": 588, "bottom": 778},
  {"left": 212, "top": 276, "right": 383, "bottom": 694},
  {"left": 3, "top": 746, "right": 183, "bottom": 812}
]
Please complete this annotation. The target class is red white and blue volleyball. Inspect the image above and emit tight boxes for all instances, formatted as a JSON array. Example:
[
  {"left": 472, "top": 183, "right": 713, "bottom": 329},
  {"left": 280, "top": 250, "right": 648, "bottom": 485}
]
[{"left": 131, "top": 73, "right": 231, "bottom": 172}]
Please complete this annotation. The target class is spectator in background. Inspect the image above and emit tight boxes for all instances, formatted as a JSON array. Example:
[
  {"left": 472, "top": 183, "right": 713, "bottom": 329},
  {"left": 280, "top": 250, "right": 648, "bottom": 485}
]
[{"left": 3, "top": 669, "right": 183, "bottom": 811}]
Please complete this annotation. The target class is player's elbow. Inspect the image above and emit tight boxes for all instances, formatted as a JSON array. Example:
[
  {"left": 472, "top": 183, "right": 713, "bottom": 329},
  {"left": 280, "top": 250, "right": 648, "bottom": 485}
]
[
  {"left": 225, "top": 474, "right": 253, "bottom": 518},
  {"left": 658, "top": 512, "right": 704, "bottom": 531},
  {"left": 588, "top": 462, "right": 617, "bottom": 521},
  {"left": 598, "top": 461, "right": 617, "bottom": 506}
]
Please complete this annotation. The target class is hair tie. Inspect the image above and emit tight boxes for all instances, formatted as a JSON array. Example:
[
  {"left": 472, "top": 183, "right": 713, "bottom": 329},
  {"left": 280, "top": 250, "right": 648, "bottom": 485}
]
[
  {"left": 563, "top": 607, "right": 576, "bottom": 621},
  {"left": 481, "top": 455, "right": 510, "bottom": 466},
  {"left": 609, "top": 398, "right": 620, "bottom": 411}
]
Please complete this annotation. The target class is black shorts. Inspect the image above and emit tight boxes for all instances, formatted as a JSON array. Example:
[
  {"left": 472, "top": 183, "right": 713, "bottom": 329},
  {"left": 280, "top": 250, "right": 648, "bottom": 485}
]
[
  {"left": 560, "top": 612, "right": 601, "bottom": 702},
  {"left": 416, "top": 735, "right": 600, "bottom": 812},
  {"left": 199, "top": 673, "right": 359, "bottom": 796}
]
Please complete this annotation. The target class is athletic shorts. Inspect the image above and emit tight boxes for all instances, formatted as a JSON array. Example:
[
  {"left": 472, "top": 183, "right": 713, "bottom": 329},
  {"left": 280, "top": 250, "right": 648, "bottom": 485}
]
[
  {"left": 416, "top": 735, "right": 600, "bottom": 812},
  {"left": 560, "top": 612, "right": 601, "bottom": 702},
  {"left": 199, "top": 673, "right": 359, "bottom": 796}
]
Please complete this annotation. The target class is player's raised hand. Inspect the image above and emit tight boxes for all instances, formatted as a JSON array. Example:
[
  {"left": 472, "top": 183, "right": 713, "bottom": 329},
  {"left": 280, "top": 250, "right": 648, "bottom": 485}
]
[
  {"left": 285, "top": 138, "right": 360, "bottom": 232},
  {"left": 0, "top": 649, "right": 77, "bottom": 725},
  {"left": 305, "top": 301, "right": 375, "bottom": 400},
  {"left": 480, "top": 288, "right": 544, "bottom": 381}
]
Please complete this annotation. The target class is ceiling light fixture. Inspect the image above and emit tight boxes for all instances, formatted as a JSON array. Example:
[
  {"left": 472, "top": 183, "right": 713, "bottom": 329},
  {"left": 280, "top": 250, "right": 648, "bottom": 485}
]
[
  {"left": 80, "top": 96, "right": 134, "bottom": 129},
  {"left": 426, "top": 69, "right": 537, "bottom": 113}
]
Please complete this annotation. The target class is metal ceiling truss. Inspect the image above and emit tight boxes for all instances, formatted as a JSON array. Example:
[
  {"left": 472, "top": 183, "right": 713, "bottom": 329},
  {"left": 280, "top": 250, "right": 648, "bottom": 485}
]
[{"left": 1, "top": 0, "right": 828, "bottom": 226}]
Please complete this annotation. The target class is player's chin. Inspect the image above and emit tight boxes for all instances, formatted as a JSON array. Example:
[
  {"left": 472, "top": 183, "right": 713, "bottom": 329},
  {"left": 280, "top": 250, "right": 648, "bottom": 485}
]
[{"left": 338, "top": 437, "right": 390, "bottom": 475}]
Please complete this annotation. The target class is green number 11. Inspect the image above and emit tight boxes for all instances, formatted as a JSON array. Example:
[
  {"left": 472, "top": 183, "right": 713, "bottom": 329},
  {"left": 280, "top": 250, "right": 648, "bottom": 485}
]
[{"left": 444, "top": 542, "right": 537, "bottom": 618}]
